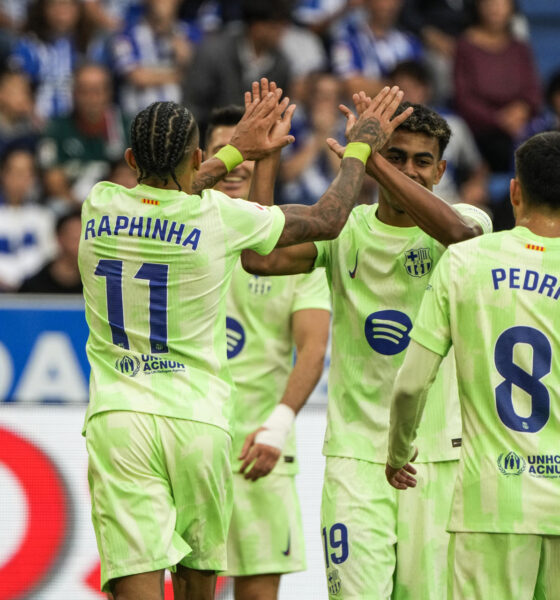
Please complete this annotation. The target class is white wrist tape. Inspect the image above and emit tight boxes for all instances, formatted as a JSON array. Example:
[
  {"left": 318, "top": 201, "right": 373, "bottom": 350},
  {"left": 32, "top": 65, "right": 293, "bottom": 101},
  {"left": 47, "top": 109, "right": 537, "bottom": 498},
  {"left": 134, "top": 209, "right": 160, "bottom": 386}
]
[{"left": 255, "top": 404, "right": 295, "bottom": 451}]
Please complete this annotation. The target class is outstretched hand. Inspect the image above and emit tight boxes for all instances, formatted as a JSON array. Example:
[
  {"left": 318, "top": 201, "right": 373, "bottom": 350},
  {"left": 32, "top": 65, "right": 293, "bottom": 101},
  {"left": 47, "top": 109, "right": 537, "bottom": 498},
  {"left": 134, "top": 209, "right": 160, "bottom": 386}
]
[
  {"left": 385, "top": 447, "right": 419, "bottom": 490},
  {"left": 238, "top": 427, "right": 282, "bottom": 481},
  {"left": 229, "top": 78, "right": 295, "bottom": 161},
  {"left": 326, "top": 86, "right": 412, "bottom": 159}
]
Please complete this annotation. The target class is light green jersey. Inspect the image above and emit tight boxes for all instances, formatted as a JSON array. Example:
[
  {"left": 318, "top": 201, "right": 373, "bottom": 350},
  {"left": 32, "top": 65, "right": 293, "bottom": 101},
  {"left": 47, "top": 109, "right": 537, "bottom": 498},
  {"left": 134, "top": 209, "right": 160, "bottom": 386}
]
[
  {"left": 411, "top": 227, "right": 560, "bottom": 534},
  {"left": 314, "top": 203, "right": 492, "bottom": 464},
  {"left": 226, "top": 261, "right": 330, "bottom": 475},
  {"left": 79, "top": 181, "right": 285, "bottom": 434}
]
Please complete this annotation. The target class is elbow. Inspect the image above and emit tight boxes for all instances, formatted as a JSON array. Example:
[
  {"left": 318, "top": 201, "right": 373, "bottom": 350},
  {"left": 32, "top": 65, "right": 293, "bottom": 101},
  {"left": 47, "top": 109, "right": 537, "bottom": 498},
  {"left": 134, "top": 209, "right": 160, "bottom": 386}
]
[
  {"left": 446, "top": 223, "right": 482, "bottom": 246},
  {"left": 241, "top": 250, "right": 271, "bottom": 275}
]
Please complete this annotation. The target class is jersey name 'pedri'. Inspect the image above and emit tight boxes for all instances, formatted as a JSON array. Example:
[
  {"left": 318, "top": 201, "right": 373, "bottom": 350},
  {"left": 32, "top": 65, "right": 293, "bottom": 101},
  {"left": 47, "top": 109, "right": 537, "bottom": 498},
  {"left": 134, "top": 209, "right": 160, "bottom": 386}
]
[
  {"left": 412, "top": 227, "right": 560, "bottom": 534},
  {"left": 314, "top": 202, "right": 492, "bottom": 464},
  {"left": 79, "top": 181, "right": 285, "bottom": 434}
]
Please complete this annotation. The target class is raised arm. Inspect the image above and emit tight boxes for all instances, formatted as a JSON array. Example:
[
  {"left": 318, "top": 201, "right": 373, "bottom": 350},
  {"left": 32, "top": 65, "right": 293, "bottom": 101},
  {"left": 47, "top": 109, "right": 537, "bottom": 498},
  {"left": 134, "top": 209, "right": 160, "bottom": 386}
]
[
  {"left": 329, "top": 93, "right": 486, "bottom": 246},
  {"left": 275, "top": 86, "right": 413, "bottom": 247},
  {"left": 192, "top": 85, "right": 295, "bottom": 194}
]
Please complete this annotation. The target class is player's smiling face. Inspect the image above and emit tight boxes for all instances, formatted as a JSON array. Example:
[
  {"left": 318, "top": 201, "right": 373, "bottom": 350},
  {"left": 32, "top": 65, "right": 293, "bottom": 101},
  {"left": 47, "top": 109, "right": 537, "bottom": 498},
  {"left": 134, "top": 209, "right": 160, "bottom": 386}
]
[
  {"left": 380, "top": 130, "right": 446, "bottom": 211},
  {"left": 207, "top": 125, "right": 255, "bottom": 201}
]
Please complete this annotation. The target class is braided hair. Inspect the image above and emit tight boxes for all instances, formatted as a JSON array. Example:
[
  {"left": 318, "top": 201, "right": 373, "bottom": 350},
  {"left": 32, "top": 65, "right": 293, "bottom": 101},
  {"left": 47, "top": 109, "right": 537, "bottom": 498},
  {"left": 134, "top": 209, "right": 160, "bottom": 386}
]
[{"left": 130, "top": 101, "right": 199, "bottom": 191}]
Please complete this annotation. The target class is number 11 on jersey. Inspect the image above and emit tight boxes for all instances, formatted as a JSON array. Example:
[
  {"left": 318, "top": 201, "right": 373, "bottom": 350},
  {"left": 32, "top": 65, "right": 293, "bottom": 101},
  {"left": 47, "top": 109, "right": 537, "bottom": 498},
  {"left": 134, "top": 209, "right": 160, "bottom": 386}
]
[{"left": 95, "top": 259, "right": 169, "bottom": 353}]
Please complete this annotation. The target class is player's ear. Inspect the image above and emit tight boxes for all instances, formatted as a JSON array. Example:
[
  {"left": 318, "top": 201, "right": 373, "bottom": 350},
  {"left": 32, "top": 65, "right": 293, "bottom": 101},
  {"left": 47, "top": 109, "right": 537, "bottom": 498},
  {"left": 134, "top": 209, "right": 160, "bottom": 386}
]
[
  {"left": 510, "top": 177, "right": 522, "bottom": 214},
  {"left": 192, "top": 148, "right": 202, "bottom": 171},
  {"left": 434, "top": 159, "right": 446, "bottom": 185},
  {"left": 124, "top": 148, "right": 137, "bottom": 171}
]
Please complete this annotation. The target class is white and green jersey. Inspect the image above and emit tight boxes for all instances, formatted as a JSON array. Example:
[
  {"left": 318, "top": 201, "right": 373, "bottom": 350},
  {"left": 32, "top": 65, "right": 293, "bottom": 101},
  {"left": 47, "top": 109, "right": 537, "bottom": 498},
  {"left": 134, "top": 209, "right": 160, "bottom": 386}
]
[
  {"left": 226, "top": 261, "right": 330, "bottom": 475},
  {"left": 314, "top": 203, "right": 492, "bottom": 464},
  {"left": 411, "top": 227, "right": 560, "bottom": 534},
  {"left": 79, "top": 181, "right": 285, "bottom": 434}
]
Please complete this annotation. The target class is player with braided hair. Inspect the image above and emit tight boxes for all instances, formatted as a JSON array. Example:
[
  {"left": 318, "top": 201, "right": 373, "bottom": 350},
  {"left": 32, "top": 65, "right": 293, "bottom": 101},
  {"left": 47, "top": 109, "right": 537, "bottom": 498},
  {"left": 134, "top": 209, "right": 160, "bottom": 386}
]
[{"left": 79, "top": 82, "right": 411, "bottom": 600}]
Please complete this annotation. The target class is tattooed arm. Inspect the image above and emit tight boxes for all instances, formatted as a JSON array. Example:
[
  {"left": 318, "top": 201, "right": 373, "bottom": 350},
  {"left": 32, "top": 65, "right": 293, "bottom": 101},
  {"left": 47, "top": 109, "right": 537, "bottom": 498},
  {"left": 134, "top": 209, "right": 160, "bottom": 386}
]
[{"left": 275, "top": 86, "right": 412, "bottom": 247}]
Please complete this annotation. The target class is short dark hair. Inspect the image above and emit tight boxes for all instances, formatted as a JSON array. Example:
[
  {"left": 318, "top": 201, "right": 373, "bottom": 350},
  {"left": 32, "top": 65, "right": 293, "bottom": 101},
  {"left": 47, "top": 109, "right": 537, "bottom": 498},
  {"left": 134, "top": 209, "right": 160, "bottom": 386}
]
[
  {"left": 130, "top": 101, "right": 199, "bottom": 190},
  {"left": 389, "top": 60, "right": 432, "bottom": 88},
  {"left": 241, "top": 0, "right": 293, "bottom": 23},
  {"left": 392, "top": 102, "right": 451, "bottom": 158},
  {"left": 204, "top": 105, "right": 245, "bottom": 150},
  {"left": 515, "top": 131, "right": 560, "bottom": 211}
]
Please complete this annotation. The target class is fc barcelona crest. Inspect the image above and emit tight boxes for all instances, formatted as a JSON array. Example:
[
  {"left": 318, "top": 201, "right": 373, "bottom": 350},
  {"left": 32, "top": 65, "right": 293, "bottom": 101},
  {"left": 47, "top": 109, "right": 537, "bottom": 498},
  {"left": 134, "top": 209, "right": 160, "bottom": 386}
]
[{"left": 404, "top": 248, "right": 432, "bottom": 277}]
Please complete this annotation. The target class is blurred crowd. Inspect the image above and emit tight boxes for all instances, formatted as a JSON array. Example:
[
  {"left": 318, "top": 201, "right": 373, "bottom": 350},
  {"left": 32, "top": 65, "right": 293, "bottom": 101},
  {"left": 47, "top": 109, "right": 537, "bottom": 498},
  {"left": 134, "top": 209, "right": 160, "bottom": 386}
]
[{"left": 1, "top": 0, "right": 559, "bottom": 293}]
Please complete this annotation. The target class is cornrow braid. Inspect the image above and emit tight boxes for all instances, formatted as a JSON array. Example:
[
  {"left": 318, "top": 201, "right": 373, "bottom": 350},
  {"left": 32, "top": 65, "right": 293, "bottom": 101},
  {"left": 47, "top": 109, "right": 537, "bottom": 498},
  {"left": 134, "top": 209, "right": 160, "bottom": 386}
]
[{"left": 130, "top": 101, "right": 199, "bottom": 191}]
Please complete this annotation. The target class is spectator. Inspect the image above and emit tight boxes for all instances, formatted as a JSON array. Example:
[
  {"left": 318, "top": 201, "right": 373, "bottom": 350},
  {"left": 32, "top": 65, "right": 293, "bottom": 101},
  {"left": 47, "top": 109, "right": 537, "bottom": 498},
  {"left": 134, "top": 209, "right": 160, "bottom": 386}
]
[
  {"left": 278, "top": 72, "right": 346, "bottom": 205},
  {"left": 398, "top": 0, "right": 475, "bottom": 103},
  {"left": 390, "top": 60, "right": 488, "bottom": 206},
  {"left": 110, "top": 0, "right": 200, "bottom": 117},
  {"left": 0, "top": 147, "right": 55, "bottom": 291},
  {"left": 38, "top": 62, "right": 130, "bottom": 209},
  {"left": 19, "top": 208, "right": 82, "bottom": 293},
  {"left": 453, "top": 0, "right": 542, "bottom": 172},
  {"left": 331, "top": 0, "right": 423, "bottom": 99},
  {"left": 184, "top": 0, "right": 292, "bottom": 130},
  {"left": 9, "top": 0, "right": 93, "bottom": 121},
  {"left": 0, "top": 68, "right": 39, "bottom": 156},
  {"left": 292, "top": 0, "right": 364, "bottom": 53},
  {"left": 524, "top": 69, "right": 560, "bottom": 138},
  {"left": 82, "top": 0, "right": 144, "bottom": 34}
]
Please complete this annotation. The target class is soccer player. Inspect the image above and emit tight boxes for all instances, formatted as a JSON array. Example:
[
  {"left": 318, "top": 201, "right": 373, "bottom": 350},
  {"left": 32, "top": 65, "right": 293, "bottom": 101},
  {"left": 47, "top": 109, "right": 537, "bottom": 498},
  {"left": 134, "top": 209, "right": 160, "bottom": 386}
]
[
  {"left": 79, "top": 84, "right": 411, "bottom": 600},
  {"left": 386, "top": 131, "right": 560, "bottom": 598},
  {"left": 205, "top": 105, "right": 331, "bottom": 600},
  {"left": 242, "top": 98, "right": 493, "bottom": 599}
]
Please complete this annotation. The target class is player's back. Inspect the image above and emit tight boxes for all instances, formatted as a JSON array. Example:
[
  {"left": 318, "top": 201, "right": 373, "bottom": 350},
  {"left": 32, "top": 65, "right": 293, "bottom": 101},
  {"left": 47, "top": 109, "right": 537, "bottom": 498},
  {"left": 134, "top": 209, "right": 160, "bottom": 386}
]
[
  {"left": 441, "top": 226, "right": 560, "bottom": 534},
  {"left": 78, "top": 181, "right": 284, "bottom": 433}
]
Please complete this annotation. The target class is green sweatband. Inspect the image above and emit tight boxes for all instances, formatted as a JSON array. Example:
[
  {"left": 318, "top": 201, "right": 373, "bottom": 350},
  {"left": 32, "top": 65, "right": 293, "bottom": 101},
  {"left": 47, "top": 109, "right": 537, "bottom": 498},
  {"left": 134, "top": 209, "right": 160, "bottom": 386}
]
[
  {"left": 343, "top": 142, "right": 372, "bottom": 165},
  {"left": 214, "top": 144, "right": 244, "bottom": 172}
]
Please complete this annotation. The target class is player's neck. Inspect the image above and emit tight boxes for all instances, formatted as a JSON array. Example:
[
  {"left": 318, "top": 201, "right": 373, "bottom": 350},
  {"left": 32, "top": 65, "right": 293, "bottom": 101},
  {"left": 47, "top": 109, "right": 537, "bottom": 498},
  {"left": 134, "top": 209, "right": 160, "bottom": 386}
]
[
  {"left": 376, "top": 196, "right": 416, "bottom": 228},
  {"left": 516, "top": 211, "right": 560, "bottom": 238},
  {"left": 141, "top": 172, "right": 193, "bottom": 194}
]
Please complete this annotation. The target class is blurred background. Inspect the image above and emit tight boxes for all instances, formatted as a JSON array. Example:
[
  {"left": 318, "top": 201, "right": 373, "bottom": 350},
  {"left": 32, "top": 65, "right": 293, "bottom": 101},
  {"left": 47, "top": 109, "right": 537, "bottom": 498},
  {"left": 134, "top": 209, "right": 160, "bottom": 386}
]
[{"left": 1, "top": 0, "right": 560, "bottom": 597}]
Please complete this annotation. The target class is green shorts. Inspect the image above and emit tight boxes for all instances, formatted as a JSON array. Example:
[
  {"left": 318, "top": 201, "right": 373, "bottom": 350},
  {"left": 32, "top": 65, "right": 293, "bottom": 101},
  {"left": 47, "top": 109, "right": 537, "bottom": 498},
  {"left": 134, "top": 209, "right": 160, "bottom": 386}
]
[
  {"left": 448, "top": 532, "right": 560, "bottom": 600},
  {"left": 321, "top": 456, "right": 457, "bottom": 599},
  {"left": 225, "top": 471, "right": 306, "bottom": 577},
  {"left": 86, "top": 410, "right": 232, "bottom": 592}
]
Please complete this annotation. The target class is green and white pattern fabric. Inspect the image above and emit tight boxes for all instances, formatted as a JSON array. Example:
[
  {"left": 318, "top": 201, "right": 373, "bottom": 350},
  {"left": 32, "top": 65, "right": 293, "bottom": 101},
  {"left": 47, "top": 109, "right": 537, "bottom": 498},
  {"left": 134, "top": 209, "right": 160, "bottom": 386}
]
[
  {"left": 79, "top": 181, "right": 285, "bottom": 434},
  {"left": 87, "top": 411, "right": 232, "bottom": 592},
  {"left": 411, "top": 227, "right": 560, "bottom": 535},
  {"left": 314, "top": 203, "right": 492, "bottom": 464},
  {"left": 448, "top": 532, "right": 560, "bottom": 600},
  {"left": 321, "top": 457, "right": 457, "bottom": 599},
  {"left": 226, "top": 261, "right": 330, "bottom": 476},
  {"left": 225, "top": 472, "right": 306, "bottom": 576}
]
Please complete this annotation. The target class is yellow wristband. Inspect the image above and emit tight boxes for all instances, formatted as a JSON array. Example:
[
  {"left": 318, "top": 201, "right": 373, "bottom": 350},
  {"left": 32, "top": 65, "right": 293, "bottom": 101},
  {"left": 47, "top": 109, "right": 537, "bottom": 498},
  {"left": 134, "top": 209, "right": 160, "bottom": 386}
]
[
  {"left": 343, "top": 142, "right": 372, "bottom": 165},
  {"left": 214, "top": 144, "right": 244, "bottom": 172}
]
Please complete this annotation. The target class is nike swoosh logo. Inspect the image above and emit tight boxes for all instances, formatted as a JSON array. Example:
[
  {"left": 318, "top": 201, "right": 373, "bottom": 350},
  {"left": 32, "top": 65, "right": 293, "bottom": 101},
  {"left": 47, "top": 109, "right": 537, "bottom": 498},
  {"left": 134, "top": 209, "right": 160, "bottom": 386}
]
[
  {"left": 282, "top": 534, "right": 291, "bottom": 556},
  {"left": 348, "top": 250, "right": 359, "bottom": 279}
]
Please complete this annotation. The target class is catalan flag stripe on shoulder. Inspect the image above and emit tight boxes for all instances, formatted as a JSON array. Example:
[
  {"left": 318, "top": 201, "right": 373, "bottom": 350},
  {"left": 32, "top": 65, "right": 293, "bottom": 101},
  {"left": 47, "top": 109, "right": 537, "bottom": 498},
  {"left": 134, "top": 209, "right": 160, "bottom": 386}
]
[
  {"left": 525, "top": 243, "right": 545, "bottom": 252},
  {"left": 142, "top": 198, "right": 159, "bottom": 205}
]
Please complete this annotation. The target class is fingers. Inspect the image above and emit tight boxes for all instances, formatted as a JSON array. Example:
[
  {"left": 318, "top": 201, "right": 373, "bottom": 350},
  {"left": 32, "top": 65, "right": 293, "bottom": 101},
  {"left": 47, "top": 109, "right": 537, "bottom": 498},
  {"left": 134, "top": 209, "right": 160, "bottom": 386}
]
[
  {"left": 269, "top": 134, "right": 295, "bottom": 150},
  {"left": 381, "top": 88, "right": 404, "bottom": 120},
  {"left": 373, "top": 86, "right": 402, "bottom": 117},
  {"left": 240, "top": 445, "right": 281, "bottom": 481},
  {"left": 403, "top": 462, "right": 417, "bottom": 475},
  {"left": 353, "top": 91, "right": 371, "bottom": 116},
  {"left": 367, "top": 86, "right": 391, "bottom": 113},
  {"left": 238, "top": 431, "right": 257, "bottom": 460},
  {"left": 338, "top": 103, "right": 356, "bottom": 138},
  {"left": 326, "top": 137, "right": 345, "bottom": 158},
  {"left": 390, "top": 105, "right": 414, "bottom": 128}
]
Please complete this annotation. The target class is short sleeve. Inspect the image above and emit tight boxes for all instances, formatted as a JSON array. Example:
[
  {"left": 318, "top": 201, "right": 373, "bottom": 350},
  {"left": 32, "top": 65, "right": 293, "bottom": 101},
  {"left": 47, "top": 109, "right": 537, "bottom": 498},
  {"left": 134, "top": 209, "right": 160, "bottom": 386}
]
[
  {"left": 410, "top": 250, "right": 452, "bottom": 357},
  {"left": 453, "top": 203, "right": 493, "bottom": 234},
  {"left": 291, "top": 268, "right": 331, "bottom": 314},
  {"left": 211, "top": 190, "right": 285, "bottom": 255},
  {"left": 313, "top": 239, "right": 331, "bottom": 270}
]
